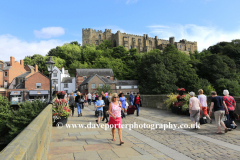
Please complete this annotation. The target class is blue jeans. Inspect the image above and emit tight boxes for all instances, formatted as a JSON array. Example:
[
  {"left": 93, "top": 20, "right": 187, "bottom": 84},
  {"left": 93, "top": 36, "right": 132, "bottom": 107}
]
[
  {"left": 130, "top": 102, "right": 133, "bottom": 105},
  {"left": 76, "top": 103, "right": 82, "bottom": 114},
  {"left": 135, "top": 104, "right": 140, "bottom": 115}
]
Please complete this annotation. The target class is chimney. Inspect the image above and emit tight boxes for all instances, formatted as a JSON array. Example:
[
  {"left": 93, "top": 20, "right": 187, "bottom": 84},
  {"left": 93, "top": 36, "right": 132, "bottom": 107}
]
[
  {"left": 62, "top": 67, "right": 64, "bottom": 74},
  {"left": 10, "top": 56, "right": 15, "bottom": 66},
  {"left": 35, "top": 65, "right": 38, "bottom": 72},
  {"left": 20, "top": 59, "right": 24, "bottom": 66}
]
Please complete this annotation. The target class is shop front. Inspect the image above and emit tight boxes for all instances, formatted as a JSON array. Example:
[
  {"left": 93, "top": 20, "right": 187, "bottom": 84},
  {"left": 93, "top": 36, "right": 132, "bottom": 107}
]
[
  {"left": 10, "top": 91, "right": 22, "bottom": 105},
  {"left": 28, "top": 90, "right": 49, "bottom": 102}
]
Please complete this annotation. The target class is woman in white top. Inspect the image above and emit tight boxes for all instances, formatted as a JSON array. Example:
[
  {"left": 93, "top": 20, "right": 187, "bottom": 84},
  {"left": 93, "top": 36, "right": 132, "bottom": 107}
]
[
  {"left": 189, "top": 92, "right": 201, "bottom": 129},
  {"left": 198, "top": 89, "right": 212, "bottom": 123}
]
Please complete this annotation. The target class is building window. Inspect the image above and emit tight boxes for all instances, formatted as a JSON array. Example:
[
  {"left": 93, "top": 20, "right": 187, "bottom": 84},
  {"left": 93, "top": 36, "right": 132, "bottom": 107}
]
[
  {"left": 20, "top": 79, "right": 23, "bottom": 83},
  {"left": 4, "top": 72, "right": 7, "bottom": 76},
  {"left": 127, "top": 92, "right": 130, "bottom": 95},
  {"left": 53, "top": 73, "right": 57, "bottom": 77},
  {"left": 116, "top": 86, "right": 119, "bottom": 89},
  {"left": 81, "top": 86, "right": 83, "bottom": 90},
  {"left": 0, "top": 64, "right": 2, "bottom": 68},
  {"left": 130, "top": 45, "right": 132, "bottom": 49},
  {"left": 92, "top": 84, "right": 95, "bottom": 89},
  {"left": 188, "top": 48, "right": 191, "bottom": 51},
  {"left": 36, "top": 83, "right": 41, "bottom": 89},
  {"left": 96, "top": 41, "right": 98, "bottom": 45},
  {"left": 107, "top": 76, "right": 110, "bottom": 79},
  {"left": 99, "top": 35, "right": 101, "bottom": 40},
  {"left": 134, "top": 86, "right": 138, "bottom": 89},
  {"left": 99, "top": 84, "right": 103, "bottom": 88},
  {"left": 64, "top": 84, "right": 68, "bottom": 88},
  {"left": 121, "top": 86, "right": 132, "bottom": 89},
  {"left": 83, "top": 76, "right": 87, "bottom": 80}
]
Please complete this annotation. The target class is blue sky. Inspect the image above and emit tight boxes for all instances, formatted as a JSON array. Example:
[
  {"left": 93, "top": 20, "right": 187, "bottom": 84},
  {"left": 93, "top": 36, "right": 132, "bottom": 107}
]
[{"left": 1, "top": 0, "right": 240, "bottom": 61}]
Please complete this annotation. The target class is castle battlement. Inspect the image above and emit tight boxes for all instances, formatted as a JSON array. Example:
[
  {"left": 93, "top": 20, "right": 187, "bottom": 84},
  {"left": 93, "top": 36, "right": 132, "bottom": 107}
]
[{"left": 82, "top": 28, "right": 198, "bottom": 53}]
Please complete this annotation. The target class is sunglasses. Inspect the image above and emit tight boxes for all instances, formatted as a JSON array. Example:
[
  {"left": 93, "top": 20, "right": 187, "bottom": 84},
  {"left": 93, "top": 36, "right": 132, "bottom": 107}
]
[{"left": 113, "top": 97, "right": 118, "bottom": 98}]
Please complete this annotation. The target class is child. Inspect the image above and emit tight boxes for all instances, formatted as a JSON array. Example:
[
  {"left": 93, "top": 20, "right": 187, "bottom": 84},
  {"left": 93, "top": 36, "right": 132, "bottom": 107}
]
[{"left": 95, "top": 95, "right": 105, "bottom": 125}]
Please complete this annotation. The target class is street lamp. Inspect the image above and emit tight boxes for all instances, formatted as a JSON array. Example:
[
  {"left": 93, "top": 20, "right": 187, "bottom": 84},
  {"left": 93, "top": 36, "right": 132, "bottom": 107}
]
[{"left": 45, "top": 56, "right": 55, "bottom": 104}]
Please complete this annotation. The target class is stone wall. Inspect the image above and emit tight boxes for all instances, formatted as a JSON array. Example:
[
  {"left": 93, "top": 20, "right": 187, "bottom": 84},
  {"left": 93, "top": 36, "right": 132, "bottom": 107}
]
[
  {"left": 0, "top": 103, "right": 52, "bottom": 160},
  {"left": 125, "top": 95, "right": 240, "bottom": 116}
]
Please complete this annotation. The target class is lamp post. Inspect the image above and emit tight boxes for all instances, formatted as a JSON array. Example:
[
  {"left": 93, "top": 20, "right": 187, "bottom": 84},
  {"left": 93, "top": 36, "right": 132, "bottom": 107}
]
[{"left": 45, "top": 56, "right": 55, "bottom": 104}]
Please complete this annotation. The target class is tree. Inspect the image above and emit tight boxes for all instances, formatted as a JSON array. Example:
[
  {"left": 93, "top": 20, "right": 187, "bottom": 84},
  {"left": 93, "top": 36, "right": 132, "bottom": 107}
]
[
  {"left": 215, "top": 78, "right": 240, "bottom": 96},
  {"left": 96, "top": 85, "right": 112, "bottom": 94}
]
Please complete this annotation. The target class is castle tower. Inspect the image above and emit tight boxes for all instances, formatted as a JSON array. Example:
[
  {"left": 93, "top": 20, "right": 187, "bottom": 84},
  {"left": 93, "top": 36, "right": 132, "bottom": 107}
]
[{"left": 169, "top": 37, "right": 175, "bottom": 44}]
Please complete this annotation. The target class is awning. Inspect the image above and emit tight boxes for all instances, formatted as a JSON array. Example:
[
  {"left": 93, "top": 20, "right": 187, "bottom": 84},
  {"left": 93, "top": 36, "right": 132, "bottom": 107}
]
[
  {"left": 10, "top": 91, "right": 21, "bottom": 95},
  {"left": 29, "top": 90, "right": 49, "bottom": 96}
]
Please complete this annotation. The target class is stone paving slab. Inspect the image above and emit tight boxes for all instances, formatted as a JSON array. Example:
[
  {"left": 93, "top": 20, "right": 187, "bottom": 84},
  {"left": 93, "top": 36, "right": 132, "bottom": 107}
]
[
  {"left": 85, "top": 139, "right": 109, "bottom": 144},
  {"left": 112, "top": 147, "right": 142, "bottom": 158},
  {"left": 48, "top": 153, "right": 74, "bottom": 160},
  {"left": 84, "top": 143, "right": 113, "bottom": 151},
  {"left": 48, "top": 145, "right": 84, "bottom": 155},
  {"left": 80, "top": 131, "right": 100, "bottom": 136},
  {"left": 76, "top": 135, "right": 96, "bottom": 140},
  {"left": 97, "top": 149, "right": 120, "bottom": 159},
  {"left": 111, "top": 154, "right": 158, "bottom": 160},
  {"left": 74, "top": 151, "right": 101, "bottom": 160},
  {"left": 50, "top": 141, "right": 86, "bottom": 148}
]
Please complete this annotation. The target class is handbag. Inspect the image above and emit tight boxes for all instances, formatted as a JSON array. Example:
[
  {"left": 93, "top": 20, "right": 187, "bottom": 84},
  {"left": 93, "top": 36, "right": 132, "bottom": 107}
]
[
  {"left": 78, "top": 97, "right": 84, "bottom": 103},
  {"left": 224, "top": 114, "right": 235, "bottom": 129},
  {"left": 200, "top": 117, "right": 207, "bottom": 125}
]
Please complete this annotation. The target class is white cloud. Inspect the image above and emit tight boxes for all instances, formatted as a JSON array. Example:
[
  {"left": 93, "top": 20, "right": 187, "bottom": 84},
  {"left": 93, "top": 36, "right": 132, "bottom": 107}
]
[
  {"left": 147, "top": 24, "right": 240, "bottom": 51},
  {"left": 34, "top": 27, "right": 65, "bottom": 39},
  {"left": 0, "top": 34, "right": 65, "bottom": 61},
  {"left": 126, "top": 0, "right": 139, "bottom": 4}
]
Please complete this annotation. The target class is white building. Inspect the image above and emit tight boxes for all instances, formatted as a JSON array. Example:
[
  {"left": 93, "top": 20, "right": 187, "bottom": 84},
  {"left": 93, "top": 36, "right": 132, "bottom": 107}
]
[{"left": 51, "top": 66, "right": 76, "bottom": 93}]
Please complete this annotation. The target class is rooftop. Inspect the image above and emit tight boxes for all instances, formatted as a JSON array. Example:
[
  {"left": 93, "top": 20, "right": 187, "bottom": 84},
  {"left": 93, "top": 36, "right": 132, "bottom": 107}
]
[
  {"left": 62, "top": 77, "right": 75, "bottom": 83},
  {"left": 76, "top": 68, "right": 114, "bottom": 76}
]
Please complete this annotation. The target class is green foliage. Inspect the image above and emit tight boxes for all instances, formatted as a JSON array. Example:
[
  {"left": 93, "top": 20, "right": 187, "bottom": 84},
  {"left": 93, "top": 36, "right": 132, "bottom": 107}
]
[
  {"left": 0, "top": 98, "right": 47, "bottom": 142},
  {"left": 96, "top": 85, "right": 112, "bottom": 95},
  {"left": 164, "top": 93, "right": 178, "bottom": 110},
  {"left": 215, "top": 78, "right": 240, "bottom": 96},
  {"left": 23, "top": 38, "right": 240, "bottom": 96}
]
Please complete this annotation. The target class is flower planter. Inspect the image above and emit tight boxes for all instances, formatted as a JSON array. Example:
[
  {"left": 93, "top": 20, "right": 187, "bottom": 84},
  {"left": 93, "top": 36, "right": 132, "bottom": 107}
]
[
  {"left": 57, "top": 95, "right": 65, "bottom": 99},
  {"left": 53, "top": 116, "right": 68, "bottom": 126},
  {"left": 177, "top": 106, "right": 182, "bottom": 115}
]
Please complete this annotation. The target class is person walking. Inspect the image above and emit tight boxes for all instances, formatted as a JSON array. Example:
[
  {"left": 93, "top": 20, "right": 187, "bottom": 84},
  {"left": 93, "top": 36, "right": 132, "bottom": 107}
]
[
  {"left": 84, "top": 93, "right": 88, "bottom": 107},
  {"left": 96, "top": 93, "right": 99, "bottom": 101},
  {"left": 95, "top": 95, "right": 105, "bottom": 125},
  {"left": 223, "top": 90, "right": 237, "bottom": 128},
  {"left": 209, "top": 91, "right": 230, "bottom": 134},
  {"left": 189, "top": 92, "right": 201, "bottom": 129},
  {"left": 119, "top": 93, "right": 127, "bottom": 118},
  {"left": 69, "top": 92, "right": 75, "bottom": 116},
  {"left": 129, "top": 91, "right": 135, "bottom": 105},
  {"left": 198, "top": 89, "right": 212, "bottom": 123},
  {"left": 87, "top": 92, "right": 92, "bottom": 105},
  {"left": 92, "top": 93, "right": 96, "bottom": 105},
  {"left": 105, "top": 92, "right": 108, "bottom": 98},
  {"left": 75, "top": 92, "right": 84, "bottom": 117},
  {"left": 102, "top": 93, "right": 109, "bottom": 123},
  {"left": 108, "top": 93, "right": 124, "bottom": 145},
  {"left": 133, "top": 92, "right": 141, "bottom": 116},
  {"left": 108, "top": 93, "right": 112, "bottom": 102}
]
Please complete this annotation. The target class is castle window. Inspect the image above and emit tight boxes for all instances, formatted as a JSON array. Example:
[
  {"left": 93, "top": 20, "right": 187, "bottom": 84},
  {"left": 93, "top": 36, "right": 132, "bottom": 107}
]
[
  {"left": 188, "top": 48, "right": 191, "bottom": 51},
  {"left": 95, "top": 41, "right": 98, "bottom": 45},
  {"left": 130, "top": 45, "right": 132, "bottom": 49},
  {"left": 99, "top": 35, "right": 101, "bottom": 40}
]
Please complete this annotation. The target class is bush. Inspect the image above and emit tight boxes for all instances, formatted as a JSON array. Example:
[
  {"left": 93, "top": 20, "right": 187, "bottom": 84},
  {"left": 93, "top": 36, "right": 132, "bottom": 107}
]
[{"left": 0, "top": 97, "right": 47, "bottom": 142}]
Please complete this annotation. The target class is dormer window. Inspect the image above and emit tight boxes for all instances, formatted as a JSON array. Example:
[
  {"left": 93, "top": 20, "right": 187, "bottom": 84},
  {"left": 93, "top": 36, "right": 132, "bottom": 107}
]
[
  {"left": 4, "top": 72, "right": 7, "bottom": 76},
  {"left": 0, "top": 63, "right": 2, "bottom": 68},
  {"left": 99, "top": 35, "right": 101, "bottom": 40}
]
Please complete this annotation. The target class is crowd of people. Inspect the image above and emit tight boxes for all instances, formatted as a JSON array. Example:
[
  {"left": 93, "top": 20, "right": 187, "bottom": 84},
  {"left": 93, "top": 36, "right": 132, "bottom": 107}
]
[
  {"left": 189, "top": 89, "right": 238, "bottom": 134},
  {"left": 61, "top": 91, "right": 141, "bottom": 145}
]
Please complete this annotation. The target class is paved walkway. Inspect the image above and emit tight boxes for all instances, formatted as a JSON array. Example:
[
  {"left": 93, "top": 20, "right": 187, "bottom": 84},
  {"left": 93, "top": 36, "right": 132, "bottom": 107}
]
[{"left": 48, "top": 104, "right": 240, "bottom": 160}]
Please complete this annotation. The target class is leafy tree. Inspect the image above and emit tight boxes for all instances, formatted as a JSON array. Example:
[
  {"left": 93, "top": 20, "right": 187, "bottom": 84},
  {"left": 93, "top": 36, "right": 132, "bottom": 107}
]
[
  {"left": 96, "top": 85, "right": 112, "bottom": 94},
  {"left": 96, "top": 40, "right": 112, "bottom": 50},
  {"left": 215, "top": 78, "right": 240, "bottom": 96}
]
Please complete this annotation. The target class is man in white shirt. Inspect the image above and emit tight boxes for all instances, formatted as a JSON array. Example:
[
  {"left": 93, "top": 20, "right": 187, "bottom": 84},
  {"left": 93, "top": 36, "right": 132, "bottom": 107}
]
[{"left": 87, "top": 92, "right": 92, "bottom": 105}]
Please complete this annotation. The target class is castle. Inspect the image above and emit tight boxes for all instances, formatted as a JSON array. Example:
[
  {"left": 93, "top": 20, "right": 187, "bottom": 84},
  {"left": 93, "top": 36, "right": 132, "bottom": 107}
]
[{"left": 82, "top": 28, "right": 198, "bottom": 53}]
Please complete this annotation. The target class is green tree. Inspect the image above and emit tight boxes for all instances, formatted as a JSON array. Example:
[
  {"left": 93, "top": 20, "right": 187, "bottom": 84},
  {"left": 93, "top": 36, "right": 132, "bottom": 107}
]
[
  {"left": 215, "top": 78, "right": 240, "bottom": 96},
  {"left": 96, "top": 85, "right": 112, "bottom": 94}
]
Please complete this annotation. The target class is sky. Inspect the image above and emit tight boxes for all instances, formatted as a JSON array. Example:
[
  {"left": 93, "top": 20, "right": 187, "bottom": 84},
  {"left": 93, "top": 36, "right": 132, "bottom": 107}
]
[{"left": 1, "top": 0, "right": 240, "bottom": 61}]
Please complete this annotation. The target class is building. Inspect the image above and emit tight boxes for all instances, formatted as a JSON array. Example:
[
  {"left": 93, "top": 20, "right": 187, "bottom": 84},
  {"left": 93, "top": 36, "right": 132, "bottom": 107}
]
[
  {"left": 76, "top": 68, "right": 114, "bottom": 90},
  {"left": 0, "top": 56, "right": 26, "bottom": 89},
  {"left": 51, "top": 66, "right": 76, "bottom": 93},
  {"left": 79, "top": 74, "right": 139, "bottom": 95},
  {"left": 8, "top": 65, "right": 50, "bottom": 104},
  {"left": 82, "top": 28, "right": 198, "bottom": 53}
]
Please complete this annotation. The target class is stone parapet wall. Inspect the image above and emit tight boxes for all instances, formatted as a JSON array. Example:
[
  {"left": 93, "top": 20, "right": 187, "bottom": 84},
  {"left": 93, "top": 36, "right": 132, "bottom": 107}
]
[
  {"left": 126, "top": 95, "right": 240, "bottom": 117},
  {"left": 0, "top": 103, "right": 52, "bottom": 160}
]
